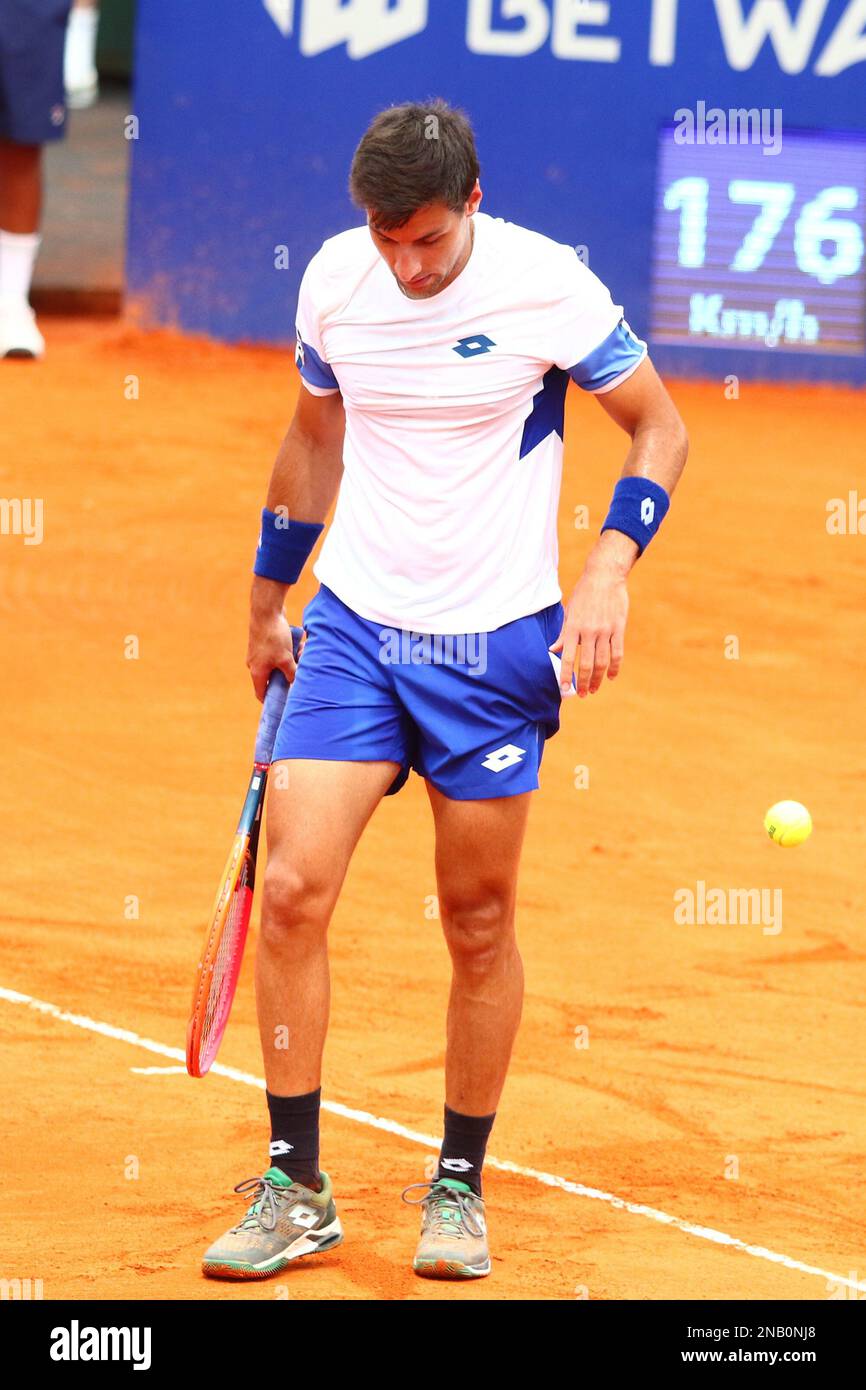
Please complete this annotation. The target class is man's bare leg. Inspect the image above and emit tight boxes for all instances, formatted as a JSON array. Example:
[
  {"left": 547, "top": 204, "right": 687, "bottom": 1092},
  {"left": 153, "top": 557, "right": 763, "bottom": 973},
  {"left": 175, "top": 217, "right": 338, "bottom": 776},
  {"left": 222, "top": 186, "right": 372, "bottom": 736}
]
[
  {"left": 405, "top": 784, "right": 531, "bottom": 1279},
  {"left": 425, "top": 784, "right": 532, "bottom": 1118},
  {"left": 256, "top": 757, "right": 400, "bottom": 1095},
  {"left": 203, "top": 760, "right": 401, "bottom": 1278}
]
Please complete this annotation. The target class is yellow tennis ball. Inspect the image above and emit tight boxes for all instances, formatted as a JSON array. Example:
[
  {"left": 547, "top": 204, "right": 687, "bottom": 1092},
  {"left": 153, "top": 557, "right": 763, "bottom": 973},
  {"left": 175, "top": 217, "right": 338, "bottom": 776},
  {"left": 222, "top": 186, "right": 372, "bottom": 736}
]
[{"left": 764, "top": 800, "right": 812, "bottom": 847}]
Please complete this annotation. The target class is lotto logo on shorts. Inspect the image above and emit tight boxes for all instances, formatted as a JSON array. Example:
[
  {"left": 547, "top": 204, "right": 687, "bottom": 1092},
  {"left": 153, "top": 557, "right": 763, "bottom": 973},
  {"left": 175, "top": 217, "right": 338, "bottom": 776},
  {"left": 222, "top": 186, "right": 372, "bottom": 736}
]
[{"left": 481, "top": 743, "right": 526, "bottom": 772}]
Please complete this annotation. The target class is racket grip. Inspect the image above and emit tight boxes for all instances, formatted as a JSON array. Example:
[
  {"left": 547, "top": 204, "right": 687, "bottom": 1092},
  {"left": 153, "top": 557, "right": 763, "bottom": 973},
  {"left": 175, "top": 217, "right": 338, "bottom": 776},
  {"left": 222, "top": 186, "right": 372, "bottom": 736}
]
[{"left": 253, "top": 626, "right": 304, "bottom": 765}]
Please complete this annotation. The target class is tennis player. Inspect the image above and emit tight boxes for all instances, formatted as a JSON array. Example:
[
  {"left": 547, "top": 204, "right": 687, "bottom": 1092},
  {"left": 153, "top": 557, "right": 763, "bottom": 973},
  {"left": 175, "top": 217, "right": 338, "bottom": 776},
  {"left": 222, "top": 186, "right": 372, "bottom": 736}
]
[
  {"left": 0, "top": 0, "right": 72, "bottom": 357},
  {"left": 203, "top": 99, "right": 688, "bottom": 1282}
]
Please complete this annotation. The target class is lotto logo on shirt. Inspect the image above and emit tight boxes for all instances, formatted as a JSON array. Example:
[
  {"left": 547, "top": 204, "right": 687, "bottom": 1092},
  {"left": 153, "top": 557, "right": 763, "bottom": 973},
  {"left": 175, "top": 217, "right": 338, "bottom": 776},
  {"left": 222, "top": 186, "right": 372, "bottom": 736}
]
[{"left": 453, "top": 334, "right": 496, "bottom": 358}]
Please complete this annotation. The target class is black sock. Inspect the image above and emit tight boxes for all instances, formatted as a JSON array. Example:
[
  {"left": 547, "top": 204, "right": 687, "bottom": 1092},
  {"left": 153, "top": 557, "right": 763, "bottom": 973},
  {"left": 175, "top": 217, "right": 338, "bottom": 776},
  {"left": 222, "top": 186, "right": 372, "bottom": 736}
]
[
  {"left": 435, "top": 1105, "right": 496, "bottom": 1197},
  {"left": 266, "top": 1087, "right": 322, "bottom": 1191}
]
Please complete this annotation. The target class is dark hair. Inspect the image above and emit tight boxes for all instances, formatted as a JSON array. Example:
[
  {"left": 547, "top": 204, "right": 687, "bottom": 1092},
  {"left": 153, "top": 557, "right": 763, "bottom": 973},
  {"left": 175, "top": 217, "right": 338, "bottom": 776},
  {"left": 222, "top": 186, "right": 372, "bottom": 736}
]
[{"left": 349, "top": 99, "right": 480, "bottom": 231}]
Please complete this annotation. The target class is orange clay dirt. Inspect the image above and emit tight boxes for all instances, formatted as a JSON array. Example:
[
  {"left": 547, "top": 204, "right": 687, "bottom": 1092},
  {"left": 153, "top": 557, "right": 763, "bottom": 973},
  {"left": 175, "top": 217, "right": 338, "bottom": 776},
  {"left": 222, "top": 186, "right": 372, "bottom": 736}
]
[{"left": 1, "top": 318, "right": 865, "bottom": 1302}]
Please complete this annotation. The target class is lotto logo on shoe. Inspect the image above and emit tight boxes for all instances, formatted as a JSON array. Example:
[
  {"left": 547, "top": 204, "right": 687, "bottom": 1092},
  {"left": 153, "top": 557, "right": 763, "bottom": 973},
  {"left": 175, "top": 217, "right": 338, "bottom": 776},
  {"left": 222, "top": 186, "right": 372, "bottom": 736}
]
[
  {"left": 482, "top": 744, "right": 526, "bottom": 773},
  {"left": 291, "top": 1205, "right": 320, "bottom": 1229},
  {"left": 269, "top": 1140, "right": 295, "bottom": 1156},
  {"left": 441, "top": 1158, "right": 474, "bottom": 1172}
]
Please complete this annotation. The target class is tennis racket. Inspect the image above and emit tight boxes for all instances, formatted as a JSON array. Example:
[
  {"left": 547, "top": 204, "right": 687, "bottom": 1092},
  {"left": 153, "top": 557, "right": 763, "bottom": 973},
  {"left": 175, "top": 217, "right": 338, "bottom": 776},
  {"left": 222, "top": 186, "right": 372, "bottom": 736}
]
[{"left": 186, "top": 628, "right": 303, "bottom": 1077}]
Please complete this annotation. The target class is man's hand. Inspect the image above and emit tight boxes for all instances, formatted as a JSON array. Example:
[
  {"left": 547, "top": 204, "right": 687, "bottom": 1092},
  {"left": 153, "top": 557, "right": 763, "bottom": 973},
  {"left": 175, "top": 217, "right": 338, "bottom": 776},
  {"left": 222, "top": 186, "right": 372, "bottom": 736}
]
[
  {"left": 550, "top": 532, "right": 637, "bottom": 697},
  {"left": 247, "top": 576, "right": 306, "bottom": 701}
]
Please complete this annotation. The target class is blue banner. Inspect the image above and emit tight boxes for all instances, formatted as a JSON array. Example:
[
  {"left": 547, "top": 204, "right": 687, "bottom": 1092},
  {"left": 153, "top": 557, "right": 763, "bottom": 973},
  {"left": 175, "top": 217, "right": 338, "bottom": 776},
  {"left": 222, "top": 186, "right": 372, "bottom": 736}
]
[{"left": 127, "top": 1, "right": 866, "bottom": 383}]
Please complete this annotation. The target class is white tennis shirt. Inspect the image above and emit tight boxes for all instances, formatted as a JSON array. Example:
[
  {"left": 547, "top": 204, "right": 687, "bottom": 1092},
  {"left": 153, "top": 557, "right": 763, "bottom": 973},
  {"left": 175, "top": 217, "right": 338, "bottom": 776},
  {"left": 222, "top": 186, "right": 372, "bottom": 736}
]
[{"left": 294, "top": 210, "right": 646, "bottom": 634}]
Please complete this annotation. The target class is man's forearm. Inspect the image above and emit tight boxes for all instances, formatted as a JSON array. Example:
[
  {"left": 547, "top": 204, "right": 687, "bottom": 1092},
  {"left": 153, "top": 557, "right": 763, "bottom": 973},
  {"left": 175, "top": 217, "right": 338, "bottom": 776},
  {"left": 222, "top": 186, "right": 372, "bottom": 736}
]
[
  {"left": 619, "top": 417, "right": 688, "bottom": 499},
  {"left": 252, "top": 422, "right": 344, "bottom": 617},
  {"left": 251, "top": 574, "right": 291, "bottom": 620},
  {"left": 587, "top": 417, "right": 689, "bottom": 576},
  {"left": 264, "top": 420, "right": 344, "bottom": 521}
]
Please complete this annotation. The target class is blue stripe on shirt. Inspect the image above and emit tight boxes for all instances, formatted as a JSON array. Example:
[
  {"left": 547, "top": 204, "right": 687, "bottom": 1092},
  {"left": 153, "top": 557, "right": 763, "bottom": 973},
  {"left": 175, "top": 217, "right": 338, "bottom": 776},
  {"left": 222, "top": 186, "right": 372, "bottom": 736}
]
[
  {"left": 566, "top": 319, "right": 647, "bottom": 393},
  {"left": 296, "top": 337, "right": 339, "bottom": 391}
]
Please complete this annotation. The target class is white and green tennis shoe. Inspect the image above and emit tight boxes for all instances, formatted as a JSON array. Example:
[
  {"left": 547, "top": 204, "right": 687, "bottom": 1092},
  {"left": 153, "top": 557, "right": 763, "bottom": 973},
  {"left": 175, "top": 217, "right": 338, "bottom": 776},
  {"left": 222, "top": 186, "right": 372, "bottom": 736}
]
[
  {"left": 203, "top": 1167, "right": 342, "bottom": 1280},
  {"left": 402, "top": 1177, "right": 491, "bottom": 1279}
]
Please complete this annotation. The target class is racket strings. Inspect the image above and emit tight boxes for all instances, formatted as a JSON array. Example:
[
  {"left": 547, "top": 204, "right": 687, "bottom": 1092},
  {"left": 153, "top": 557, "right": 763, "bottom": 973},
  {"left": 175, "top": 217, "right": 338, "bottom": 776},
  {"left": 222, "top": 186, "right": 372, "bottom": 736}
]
[{"left": 200, "top": 857, "right": 252, "bottom": 1063}]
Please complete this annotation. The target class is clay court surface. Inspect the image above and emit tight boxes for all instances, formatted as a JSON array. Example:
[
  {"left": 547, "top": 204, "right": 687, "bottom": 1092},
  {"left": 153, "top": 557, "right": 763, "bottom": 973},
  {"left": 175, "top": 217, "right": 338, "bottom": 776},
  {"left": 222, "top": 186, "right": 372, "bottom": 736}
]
[{"left": 1, "top": 318, "right": 864, "bottom": 1301}]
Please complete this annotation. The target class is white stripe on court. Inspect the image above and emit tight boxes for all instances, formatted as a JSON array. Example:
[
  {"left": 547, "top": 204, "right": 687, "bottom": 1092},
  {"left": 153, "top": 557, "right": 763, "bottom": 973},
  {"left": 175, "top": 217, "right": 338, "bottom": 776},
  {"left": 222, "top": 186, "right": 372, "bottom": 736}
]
[
  {"left": 2, "top": 983, "right": 863, "bottom": 1295},
  {"left": 131, "top": 1066, "right": 188, "bottom": 1076}
]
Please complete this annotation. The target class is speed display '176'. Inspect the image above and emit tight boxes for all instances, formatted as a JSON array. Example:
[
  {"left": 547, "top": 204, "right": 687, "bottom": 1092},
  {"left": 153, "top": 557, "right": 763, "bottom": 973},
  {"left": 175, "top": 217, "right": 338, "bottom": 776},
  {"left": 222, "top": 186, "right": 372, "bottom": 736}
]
[{"left": 651, "top": 128, "right": 866, "bottom": 355}]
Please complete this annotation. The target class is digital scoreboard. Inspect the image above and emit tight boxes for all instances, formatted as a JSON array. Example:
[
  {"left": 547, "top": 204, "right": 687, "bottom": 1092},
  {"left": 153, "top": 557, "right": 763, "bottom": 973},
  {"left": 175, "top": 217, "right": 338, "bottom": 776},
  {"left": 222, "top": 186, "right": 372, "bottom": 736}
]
[{"left": 650, "top": 128, "right": 866, "bottom": 356}]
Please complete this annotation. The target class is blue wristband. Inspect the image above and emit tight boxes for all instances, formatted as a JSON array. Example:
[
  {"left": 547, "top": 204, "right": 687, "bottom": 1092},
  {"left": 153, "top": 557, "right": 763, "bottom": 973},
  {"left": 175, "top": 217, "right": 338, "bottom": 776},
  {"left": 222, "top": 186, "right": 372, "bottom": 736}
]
[
  {"left": 600, "top": 477, "right": 670, "bottom": 555},
  {"left": 253, "top": 509, "right": 324, "bottom": 585}
]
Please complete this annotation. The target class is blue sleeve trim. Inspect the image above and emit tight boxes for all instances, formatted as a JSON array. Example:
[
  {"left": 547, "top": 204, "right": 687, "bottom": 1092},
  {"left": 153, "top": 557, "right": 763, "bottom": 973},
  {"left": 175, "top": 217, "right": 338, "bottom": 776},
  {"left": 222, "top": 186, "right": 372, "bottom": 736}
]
[
  {"left": 295, "top": 335, "right": 339, "bottom": 391},
  {"left": 566, "top": 319, "right": 647, "bottom": 394}
]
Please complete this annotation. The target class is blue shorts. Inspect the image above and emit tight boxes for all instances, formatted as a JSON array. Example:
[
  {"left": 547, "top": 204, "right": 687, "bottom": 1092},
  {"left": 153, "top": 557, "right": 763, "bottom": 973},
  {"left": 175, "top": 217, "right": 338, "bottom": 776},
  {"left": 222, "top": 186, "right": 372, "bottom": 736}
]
[
  {"left": 0, "top": 1, "right": 71, "bottom": 145},
  {"left": 272, "top": 584, "right": 569, "bottom": 801}
]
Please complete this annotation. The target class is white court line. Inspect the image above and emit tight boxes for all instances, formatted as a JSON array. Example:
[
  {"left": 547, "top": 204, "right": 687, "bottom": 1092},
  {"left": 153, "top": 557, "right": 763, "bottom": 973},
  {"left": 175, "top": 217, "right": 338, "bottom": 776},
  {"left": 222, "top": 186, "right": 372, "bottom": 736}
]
[
  {"left": 2, "top": 983, "right": 864, "bottom": 1295},
  {"left": 131, "top": 1066, "right": 188, "bottom": 1076}
]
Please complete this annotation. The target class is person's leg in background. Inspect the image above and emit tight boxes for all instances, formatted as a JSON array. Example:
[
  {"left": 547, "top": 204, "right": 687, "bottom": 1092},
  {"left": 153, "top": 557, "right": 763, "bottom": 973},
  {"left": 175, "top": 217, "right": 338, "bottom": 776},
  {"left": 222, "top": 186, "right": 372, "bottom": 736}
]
[
  {"left": 0, "top": 140, "right": 46, "bottom": 357},
  {"left": 0, "top": 0, "right": 71, "bottom": 358},
  {"left": 64, "top": 0, "right": 99, "bottom": 109}
]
